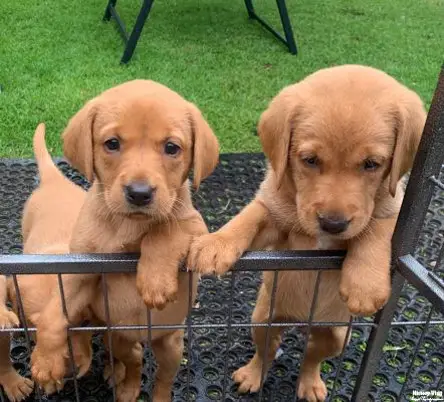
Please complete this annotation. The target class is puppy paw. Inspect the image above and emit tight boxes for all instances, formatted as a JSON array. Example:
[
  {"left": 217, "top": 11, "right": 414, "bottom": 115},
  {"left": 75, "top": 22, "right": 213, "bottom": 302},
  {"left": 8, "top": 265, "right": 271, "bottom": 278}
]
[
  {"left": 297, "top": 373, "right": 327, "bottom": 402},
  {"left": 0, "top": 308, "right": 20, "bottom": 329},
  {"left": 0, "top": 372, "right": 34, "bottom": 402},
  {"left": 31, "top": 346, "right": 66, "bottom": 393},
  {"left": 104, "top": 360, "right": 126, "bottom": 387},
  {"left": 137, "top": 272, "right": 178, "bottom": 310},
  {"left": 116, "top": 380, "right": 140, "bottom": 402},
  {"left": 73, "top": 350, "right": 92, "bottom": 379},
  {"left": 188, "top": 233, "right": 242, "bottom": 276},
  {"left": 232, "top": 361, "right": 263, "bottom": 394},
  {"left": 339, "top": 274, "right": 391, "bottom": 316}
]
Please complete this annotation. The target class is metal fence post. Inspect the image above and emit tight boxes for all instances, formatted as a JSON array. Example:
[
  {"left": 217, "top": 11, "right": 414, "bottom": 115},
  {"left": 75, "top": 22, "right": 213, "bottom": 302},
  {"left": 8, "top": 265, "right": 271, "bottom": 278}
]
[{"left": 353, "top": 65, "right": 444, "bottom": 401}]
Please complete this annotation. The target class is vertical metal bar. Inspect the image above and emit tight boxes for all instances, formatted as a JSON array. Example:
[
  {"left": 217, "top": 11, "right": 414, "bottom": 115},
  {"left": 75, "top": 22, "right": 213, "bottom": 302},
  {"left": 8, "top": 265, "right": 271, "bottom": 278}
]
[
  {"left": 244, "top": 0, "right": 256, "bottom": 18},
  {"left": 397, "top": 308, "right": 434, "bottom": 401},
  {"left": 221, "top": 271, "right": 237, "bottom": 400},
  {"left": 293, "top": 271, "right": 323, "bottom": 402},
  {"left": 103, "top": 0, "right": 118, "bottom": 21},
  {"left": 257, "top": 270, "right": 280, "bottom": 401},
  {"left": 437, "top": 368, "right": 444, "bottom": 389},
  {"left": 57, "top": 274, "right": 81, "bottom": 402},
  {"left": 146, "top": 307, "right": 153, "bottom": 400},
  {"left": 329, "top": 316, "right": 354, "bottom": 400},
  {"left": 11, "top": 275, "right": 43, "bottom": 401},
  {"left": 186, "top": 272, "right": 194, "bottom": 402},
  {"left": 101, "top": 273, "right": 116, "bottom": 402},
  {"left": 121, "top": 0, "right": 155, "bottom": 63},
  {"left": 353, "top": 65, "right": 444, "bottom": 401},
  {"left": 276, "top": 0, "right": 297, "bottom": 54}
]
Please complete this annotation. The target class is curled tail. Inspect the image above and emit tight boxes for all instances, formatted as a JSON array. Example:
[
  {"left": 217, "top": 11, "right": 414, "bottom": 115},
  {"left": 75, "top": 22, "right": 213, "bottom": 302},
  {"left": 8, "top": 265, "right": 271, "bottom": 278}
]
[{"left": 33, "top": 123, "right": 64, "bottom": 184}]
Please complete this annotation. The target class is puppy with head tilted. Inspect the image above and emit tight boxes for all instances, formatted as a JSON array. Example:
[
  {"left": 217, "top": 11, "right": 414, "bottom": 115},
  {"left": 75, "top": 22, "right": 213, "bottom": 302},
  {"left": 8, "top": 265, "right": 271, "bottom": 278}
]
[
  {"left": 189, "top": 65, "right": 426, "bottom": 401},
  {"left": 28, "top": 80, "right": 219, "bottom": 402}
]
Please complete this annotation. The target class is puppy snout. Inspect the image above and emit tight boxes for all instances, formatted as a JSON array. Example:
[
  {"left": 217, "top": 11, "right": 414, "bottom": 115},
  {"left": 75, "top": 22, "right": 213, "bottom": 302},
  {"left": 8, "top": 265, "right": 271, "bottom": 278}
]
[
  {"left": 124, "top": 182, "right": 156, "bottom": 207},
  {"left": 317, "top": 213, "right": 350, "bottom": 234}
]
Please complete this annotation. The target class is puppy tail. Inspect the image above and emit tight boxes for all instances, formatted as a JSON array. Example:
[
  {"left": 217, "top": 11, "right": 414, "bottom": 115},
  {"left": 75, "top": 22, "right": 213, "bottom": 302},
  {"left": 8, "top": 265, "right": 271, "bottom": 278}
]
[{"left": 33, "top": 123, "right": 63, "bottom": 184}]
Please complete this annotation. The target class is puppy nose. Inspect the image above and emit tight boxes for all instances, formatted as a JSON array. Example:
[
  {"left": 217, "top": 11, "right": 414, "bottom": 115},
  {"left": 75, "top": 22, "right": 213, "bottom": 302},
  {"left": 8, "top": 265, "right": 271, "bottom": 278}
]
[
  {"left": 317, "top": 214, "right": 350, "bottom": 234},
  {"left": 124, "top": 182, "right": 156, "bottom": 207}
]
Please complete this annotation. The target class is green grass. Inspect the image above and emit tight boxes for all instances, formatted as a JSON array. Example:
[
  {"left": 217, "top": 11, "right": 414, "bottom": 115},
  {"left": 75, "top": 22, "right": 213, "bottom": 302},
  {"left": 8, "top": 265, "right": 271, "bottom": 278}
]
[{"left": 0, "top": 0, "right": 443, "bottom": 158}]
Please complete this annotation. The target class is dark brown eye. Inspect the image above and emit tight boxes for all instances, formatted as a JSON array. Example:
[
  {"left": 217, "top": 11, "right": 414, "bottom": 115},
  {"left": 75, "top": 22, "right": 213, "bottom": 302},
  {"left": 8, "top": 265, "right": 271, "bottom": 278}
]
[
  {"left": 164, "top": 141, "right": 181, "bottom": 156},
  {"left": 363, "top": 159, "right": 380, "bottom": 171},
  {"left": 104, "top": 138, "right": 120, "bottom": 152},
  {"left": 302, "top": 156, "right": 319, "bottom": 168}
]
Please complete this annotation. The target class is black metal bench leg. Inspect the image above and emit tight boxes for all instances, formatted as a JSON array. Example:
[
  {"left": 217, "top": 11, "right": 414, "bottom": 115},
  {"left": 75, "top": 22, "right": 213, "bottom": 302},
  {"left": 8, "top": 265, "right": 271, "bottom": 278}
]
[
  {"left": 120, "top": 0, "right": 155, "bottom": 64},
  {"left": 244, "top": 0, "right": 255, "bottom": 18},
  {"left": 276, "top": 0, "right": 297, "bottom": 54},
  {"left": 243, "top": 0, "right": 297, "bottom": 55},
  {"left": 103, "top": 0, "right": 117, "bottom": 21}
]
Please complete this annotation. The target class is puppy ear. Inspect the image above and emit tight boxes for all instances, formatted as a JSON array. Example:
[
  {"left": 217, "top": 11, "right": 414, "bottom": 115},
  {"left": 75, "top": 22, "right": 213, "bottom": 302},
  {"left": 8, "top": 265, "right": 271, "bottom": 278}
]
[
  {"left": 62, "top": 100, "right": 97, "bottom": 182},
  {"left": 258, "top": 86, "right": 298, "bottom": 187},
  {"left": 188, "top": 103, "right": 220, "bottom": 189},
  {"left": 389, "top": 96, "right": 426, "bottom": 196}
]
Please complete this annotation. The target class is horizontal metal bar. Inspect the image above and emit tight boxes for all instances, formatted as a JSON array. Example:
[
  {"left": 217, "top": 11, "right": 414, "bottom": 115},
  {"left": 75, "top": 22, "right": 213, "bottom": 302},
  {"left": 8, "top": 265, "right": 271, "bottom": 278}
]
[
  {"left": 109, "top": 5, "right": 129, "bottom": 42},
  {"left": 398, "top": 254, "right": 444, "bottom": 314},
  {"left": 0, "top": 321, "right": 377, "bottom": 334},
  {"left": 0, "top": 250, "right": 345, "bottom": 275},
  {"left": 2, "top": 318, "right": 443, "bottom": 334}
]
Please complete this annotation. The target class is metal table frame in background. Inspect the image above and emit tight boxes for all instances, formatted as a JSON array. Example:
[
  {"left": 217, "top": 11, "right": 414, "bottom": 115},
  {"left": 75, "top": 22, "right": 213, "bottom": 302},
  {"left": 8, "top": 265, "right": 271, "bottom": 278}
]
[{"left": 103, "top": 0, "right": 297, "bottom": 64}]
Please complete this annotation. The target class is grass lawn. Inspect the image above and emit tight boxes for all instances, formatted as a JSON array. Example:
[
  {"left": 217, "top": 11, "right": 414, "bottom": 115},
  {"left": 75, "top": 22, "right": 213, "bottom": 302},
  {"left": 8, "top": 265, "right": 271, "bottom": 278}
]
[{"left": 0, "top": 0, "right": 442, "bottom": 158}]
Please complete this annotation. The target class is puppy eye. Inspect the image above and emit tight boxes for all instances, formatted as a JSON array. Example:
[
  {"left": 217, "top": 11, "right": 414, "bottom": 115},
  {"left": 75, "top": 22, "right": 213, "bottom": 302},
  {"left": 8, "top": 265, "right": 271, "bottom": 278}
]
[
  {"left": 164, "top": 141, "right": 181, "bottom": 156},
  {"left": 363, "top": 159, "right": 380, "bottom": 171},
  {"left": 302, "top": 156, "right": 319, "bottom": 168},
  {"left": 104, "top": 138, "right": 120, "bottom": 153}
]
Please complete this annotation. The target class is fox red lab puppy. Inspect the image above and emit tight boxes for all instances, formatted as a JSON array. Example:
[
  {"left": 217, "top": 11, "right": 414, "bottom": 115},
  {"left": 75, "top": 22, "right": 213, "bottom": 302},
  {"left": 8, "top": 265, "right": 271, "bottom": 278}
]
[
  {"left": 188, "top": 65, "right": 426, "bottom": 401},
  {"left": 29, "top": 80, "right": 219, "bottom": 402}
]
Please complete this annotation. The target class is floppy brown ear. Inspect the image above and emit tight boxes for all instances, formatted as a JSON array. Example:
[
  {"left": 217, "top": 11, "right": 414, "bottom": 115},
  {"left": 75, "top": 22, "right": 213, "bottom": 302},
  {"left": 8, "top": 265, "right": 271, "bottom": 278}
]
[
  {"left": 188, "top": 103, "right": 220, "bottom": 189},
  {"left": 258, "top": 86, "right": 299, "bottom": 187},
  {"left": 62, "top": 99, "right": 98, "bottom": 182},
  {"left": 389, "top": 95, "right": 426, "bottom": 197}
]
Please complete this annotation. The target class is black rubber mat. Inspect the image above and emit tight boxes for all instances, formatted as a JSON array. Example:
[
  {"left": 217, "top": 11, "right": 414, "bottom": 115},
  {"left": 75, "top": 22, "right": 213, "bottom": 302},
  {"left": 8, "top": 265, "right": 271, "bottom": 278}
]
[{"left": 0, "top": 155, "right": 443, "bottom": 402}]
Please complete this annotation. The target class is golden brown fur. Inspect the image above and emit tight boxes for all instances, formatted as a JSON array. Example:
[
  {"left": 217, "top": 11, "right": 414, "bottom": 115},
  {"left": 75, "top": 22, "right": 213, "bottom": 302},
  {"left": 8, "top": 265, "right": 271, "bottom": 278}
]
[
  {"left": 18, "top": 80, "right": 218, "bottom": 402},
  {"left": 0, "top": 123, "right": 90, "bottom": 401},
  {"left": 188, "top": 65, "right": 426, "bottom": 401}
]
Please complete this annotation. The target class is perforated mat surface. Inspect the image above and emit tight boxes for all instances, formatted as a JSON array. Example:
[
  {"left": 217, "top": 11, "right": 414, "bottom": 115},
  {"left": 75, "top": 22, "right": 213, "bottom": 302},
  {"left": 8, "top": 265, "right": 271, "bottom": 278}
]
[{"left": 0, "top": 155, "right": 443, "bottom": 402}]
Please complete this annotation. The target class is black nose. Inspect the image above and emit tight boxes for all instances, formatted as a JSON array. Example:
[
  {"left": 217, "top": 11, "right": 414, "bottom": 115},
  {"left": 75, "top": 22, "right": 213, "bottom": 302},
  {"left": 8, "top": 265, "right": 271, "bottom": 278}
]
[
  {"left": 318, "top": 214, "right": 350, "bottom": 234},
  {"left": 124, "top": 182, "right": 155, "bottom": 207}
]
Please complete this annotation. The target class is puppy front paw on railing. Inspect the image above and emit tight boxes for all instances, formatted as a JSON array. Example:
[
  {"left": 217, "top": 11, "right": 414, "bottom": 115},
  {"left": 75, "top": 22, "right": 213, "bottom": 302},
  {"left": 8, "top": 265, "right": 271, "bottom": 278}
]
[
  {"left": 339, "top": 269, "right": 391, "bottom": 316},
  {"left": 187, "top": 232, "right": 244, "bottom": 276}
]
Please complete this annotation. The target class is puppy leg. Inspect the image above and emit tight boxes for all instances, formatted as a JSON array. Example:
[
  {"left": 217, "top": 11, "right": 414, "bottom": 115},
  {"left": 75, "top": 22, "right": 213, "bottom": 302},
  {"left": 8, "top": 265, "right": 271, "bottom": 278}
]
[
  {"left": 0, "top": 333, "right": 34, "bottom": 402},
  {"left": 151, "top": 330, "right": 184, "bottom": 402},
  {"left": 71, "top": 331, "right": 93, "bottom": 379},
  {"left": 111, "top": 335, "right": 143, "bottom": 402},
  {"left": 137, "top": 216, "right": 207, "bottom": 310},
  {"left": 103, "top": 334, "right": 127, "bottom": 388},
  {"left": 188, "top": 198, "right": 278, "bottom": 275},
  {"left": 297, "top": 327, "right": 348, "bottom": 402},
  {"left": 232, "top": 284, "right": 284, "bottom": 393},
  {"left": 31, "top": 274, "right": 98, "bottom": 391},
  {"left": 340, "top": 217, "right": 396, "bottom": 316},
  {"left": 0, "top": 276, "right": 19, "bottom": 330}
]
